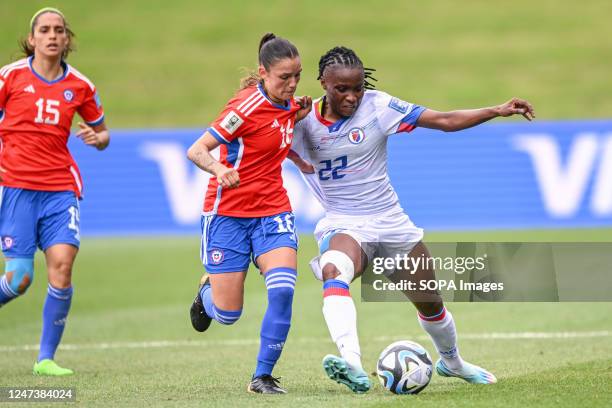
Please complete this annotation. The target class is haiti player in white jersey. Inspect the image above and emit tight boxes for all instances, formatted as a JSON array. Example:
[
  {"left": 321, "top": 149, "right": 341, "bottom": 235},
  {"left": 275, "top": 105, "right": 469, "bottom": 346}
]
[{"left": 288, "top": 46, "right": 534, "bottom": 393}]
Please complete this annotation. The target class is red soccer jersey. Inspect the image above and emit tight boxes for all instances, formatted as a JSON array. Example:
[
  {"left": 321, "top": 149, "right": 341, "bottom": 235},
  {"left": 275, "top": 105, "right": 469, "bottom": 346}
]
[
  {"left": 204, "top": 84, "right": 301, "bottom": 217},
  {"left": 0, "top": 57, "right": 105, "bottom": 197}
]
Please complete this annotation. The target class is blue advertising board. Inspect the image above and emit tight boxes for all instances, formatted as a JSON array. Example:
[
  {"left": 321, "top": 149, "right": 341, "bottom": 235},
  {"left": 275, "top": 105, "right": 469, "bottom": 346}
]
[{"left": 69, "top": 120, "right": 612, "bottom": 235}]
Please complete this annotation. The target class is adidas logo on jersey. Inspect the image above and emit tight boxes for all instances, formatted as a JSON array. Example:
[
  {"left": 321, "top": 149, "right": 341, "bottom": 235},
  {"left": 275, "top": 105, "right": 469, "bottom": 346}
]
[
  {"left": 271, "top": 119, "right": 280, "bottom": 128},
  {"left": 23, "top": 84, "right": 35, "bottom": 94}
]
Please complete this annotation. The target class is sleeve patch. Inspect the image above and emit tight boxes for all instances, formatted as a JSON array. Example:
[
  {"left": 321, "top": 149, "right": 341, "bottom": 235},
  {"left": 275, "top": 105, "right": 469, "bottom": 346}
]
[
  {"left": 94, "top": 92, "right": 102, "bottom": 108},
  {"left": 388, "top": 97, "right": 409, "bottom": 114},
  {"left": 220, "top": 110, "right": 244, "bottom": 135}
]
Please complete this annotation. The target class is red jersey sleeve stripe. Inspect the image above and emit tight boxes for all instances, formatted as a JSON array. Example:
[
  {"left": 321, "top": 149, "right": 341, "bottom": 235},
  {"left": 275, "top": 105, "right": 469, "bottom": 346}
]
[
  {"left": 243, "top": 95, "right": 266, "bottom": 116},
  {"left": 236, "top": 90, "right": 261, "bottom": 111},
  {"left": 0, "top": 61, "right": 28, "bottom": 78},
  {"left": 209, "top": 127, "right": 230, "bottom": 144},
  {"left": 69, "top": 66, "right": 96, "bottom": 91},
  {"left": 0, "top": 59, "right": 28, "bottom": 76},
  {"left": 86, "top": 113, "right": 105, "bottom": 126},
  {"left": 239, "top": 94, "right": 265, "bottom": 115}
]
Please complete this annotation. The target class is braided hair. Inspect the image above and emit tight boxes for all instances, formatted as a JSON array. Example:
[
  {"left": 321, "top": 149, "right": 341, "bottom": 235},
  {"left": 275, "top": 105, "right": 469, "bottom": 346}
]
[{"left": 317, "top": 46, "right": 377, "bottom": 90}]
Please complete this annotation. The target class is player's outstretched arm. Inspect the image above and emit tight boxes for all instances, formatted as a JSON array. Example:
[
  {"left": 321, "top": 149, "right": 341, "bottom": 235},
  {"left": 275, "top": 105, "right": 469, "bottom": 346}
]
[
  {"left": 416, "top": 97, "right": 535, "bottom": 132},
  {"left": 287, "top": 149, "right": 315, "bottom": 174},
  {"left": 187, "top": 131, "right": 240, "bottom": 188},
  {"left": 76, "top": 122, "right": 110, "bottom": 150}
]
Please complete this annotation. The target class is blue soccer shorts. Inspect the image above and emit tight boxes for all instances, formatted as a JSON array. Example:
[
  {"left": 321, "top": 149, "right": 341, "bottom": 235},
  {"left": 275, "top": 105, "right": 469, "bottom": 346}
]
[
  {"left": 0, "top": 187, "right": 81, "bottom": 257},
  {"left": 200, "top": 211, "right": 298, "bottom": 273}
]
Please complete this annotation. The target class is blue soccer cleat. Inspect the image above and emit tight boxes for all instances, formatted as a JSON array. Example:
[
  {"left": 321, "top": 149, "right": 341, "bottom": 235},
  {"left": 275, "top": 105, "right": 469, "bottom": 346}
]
[
  {"left": 435, "top": 359, "right": 497, "bottom": 384},
  {"left": 322, "top": 354, "right": 371, "bottom": 393}
]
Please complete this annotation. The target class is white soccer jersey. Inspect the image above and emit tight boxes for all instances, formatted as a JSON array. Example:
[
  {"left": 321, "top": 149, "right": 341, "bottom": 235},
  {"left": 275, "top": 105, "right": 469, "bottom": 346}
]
[{"left": 292, "top": 90, "right": 426, "bottom": 216}]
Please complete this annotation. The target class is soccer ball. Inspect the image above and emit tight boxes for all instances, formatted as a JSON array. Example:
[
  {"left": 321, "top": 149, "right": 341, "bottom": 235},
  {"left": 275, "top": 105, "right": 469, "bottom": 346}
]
[{"left": 376, "top": 340, "right": 433, "bottom": 394}]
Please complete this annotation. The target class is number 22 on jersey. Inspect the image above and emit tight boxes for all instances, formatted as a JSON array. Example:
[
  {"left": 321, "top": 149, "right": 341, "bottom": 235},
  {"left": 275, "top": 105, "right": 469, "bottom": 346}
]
[{"left": 319, "top": 155, "right": 348, "bottom": 180}]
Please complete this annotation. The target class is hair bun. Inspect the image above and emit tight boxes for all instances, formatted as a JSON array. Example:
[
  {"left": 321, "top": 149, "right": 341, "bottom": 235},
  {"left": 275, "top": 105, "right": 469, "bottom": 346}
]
[{"left": 259, "top": 33, "right": 276, "bottom": 52}]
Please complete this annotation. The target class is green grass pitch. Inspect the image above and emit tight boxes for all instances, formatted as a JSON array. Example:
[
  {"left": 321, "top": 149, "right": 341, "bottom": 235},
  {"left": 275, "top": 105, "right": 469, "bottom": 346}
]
[{"left": 0, "top": 234, "right": 610, "bottom": 407}]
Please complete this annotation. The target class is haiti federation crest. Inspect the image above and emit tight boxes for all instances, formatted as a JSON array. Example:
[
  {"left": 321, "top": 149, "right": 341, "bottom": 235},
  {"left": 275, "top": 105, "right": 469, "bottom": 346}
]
[{"left": 348, "top": 127, "right": 365, "bottom": 144}]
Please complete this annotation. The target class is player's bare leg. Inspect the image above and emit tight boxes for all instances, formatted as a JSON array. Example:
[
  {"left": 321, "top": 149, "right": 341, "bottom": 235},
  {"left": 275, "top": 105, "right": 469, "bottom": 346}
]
[
  {"left": 389, "top": 242, "right": 496, "bottom": 384},
  {"left": 318, "top": 233, "right": 371, "bottom": 393},
  {"left": 191, "top": 271, "right": 246, "bottom": 332},
  {"left": 34, "top": 244, "right": 78, "bottom": 376}
]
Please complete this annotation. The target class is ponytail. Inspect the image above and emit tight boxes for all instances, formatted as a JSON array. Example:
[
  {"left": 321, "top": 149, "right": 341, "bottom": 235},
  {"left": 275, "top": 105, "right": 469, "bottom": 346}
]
[{"left": 240, "top": 32, "right": 299, "bottom": 89}]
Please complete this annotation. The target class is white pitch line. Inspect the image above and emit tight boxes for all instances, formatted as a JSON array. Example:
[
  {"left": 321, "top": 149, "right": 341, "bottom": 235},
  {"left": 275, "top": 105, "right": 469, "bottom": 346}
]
[
  {"left": 375, "top": 330, "right": 612, "bottom": 342},
  {"left": 0, "top": 331, "right": 609, "bottom": 353}
]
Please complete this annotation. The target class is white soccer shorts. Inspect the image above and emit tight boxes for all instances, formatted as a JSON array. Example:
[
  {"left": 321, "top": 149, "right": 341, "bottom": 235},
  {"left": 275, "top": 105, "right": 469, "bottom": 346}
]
[{"left": 310, "top": 205, "right": 424, "bottom": 279}]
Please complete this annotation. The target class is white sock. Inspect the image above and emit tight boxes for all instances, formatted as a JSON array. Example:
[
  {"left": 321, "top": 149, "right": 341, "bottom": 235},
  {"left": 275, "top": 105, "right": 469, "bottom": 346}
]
[
  {"left": 322, "top": 281, "right": 363, "bottom": 371},
  {"left": 418, "top": 308, "right": 464, "bottom": 370}
]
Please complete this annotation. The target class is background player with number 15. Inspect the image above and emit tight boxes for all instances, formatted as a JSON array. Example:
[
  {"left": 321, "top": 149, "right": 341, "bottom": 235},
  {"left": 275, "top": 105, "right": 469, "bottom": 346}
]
[{"left": 0, "top": 8, "right": 110, "bottom": 376}]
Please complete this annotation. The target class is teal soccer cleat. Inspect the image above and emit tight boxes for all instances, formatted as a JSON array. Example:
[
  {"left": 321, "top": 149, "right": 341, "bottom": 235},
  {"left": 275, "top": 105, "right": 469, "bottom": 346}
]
[
  {"left": 435, "top": 359, "right": 497, "bottom": 384},
  {"left": 322, "top": 354, "right": 371, "bottom": 393}
]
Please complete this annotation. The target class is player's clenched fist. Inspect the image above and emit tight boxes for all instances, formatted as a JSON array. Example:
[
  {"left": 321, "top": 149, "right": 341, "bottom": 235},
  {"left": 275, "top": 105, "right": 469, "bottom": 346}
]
[
  {"left": 496, "top": 97, "right": 535, "bottom": 121},
  {"left": 295, "top": 95, "right": 313, "bottom": 122},
  {"left": 216, "top": 166, "right": 240, "bottom": 188}
]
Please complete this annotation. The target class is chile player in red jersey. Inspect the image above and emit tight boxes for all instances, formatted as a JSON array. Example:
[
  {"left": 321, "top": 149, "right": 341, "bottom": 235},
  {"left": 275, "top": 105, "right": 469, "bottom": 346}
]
[
  {"left": 188, "top": 33, "right": 312, "bottom": 394},
  {"left": 0, "top": 8, "right": 109, "bottom": 376}
]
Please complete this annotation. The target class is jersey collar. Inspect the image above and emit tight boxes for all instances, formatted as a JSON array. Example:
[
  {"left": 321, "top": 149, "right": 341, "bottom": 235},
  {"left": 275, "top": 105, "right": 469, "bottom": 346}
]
[
  {"left": 314, "top": 96, "right": 349, "bottom": 133},
  {"left": 257, "top": 83, "right": 292, "bottom": 111},
  {"left": 28, "top": 56, "right": 69, "bottom": 85}
]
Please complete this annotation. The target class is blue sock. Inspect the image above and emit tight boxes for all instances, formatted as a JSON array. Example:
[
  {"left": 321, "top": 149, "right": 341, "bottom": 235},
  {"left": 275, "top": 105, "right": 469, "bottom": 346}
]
[
  {"left": 199, "top": 284, "right": 242, "bottom": 324},
  {"left": 211, "top": 305, "right": 242, "bottom": 325},
  {"left": 38, "top": 285, "right": 73, "bottom": 362},
  {"left": 0, "top": 258, "right": 34, "bottom": 307},
  {"left": 254, "top": 267, "right": 296, "bottom": 378},
  {"left": 199, "top": 284, "right": 214, "bottom": 318},
  {"left": 0, "top": 274, "right": 19, "bottom": 306}
]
